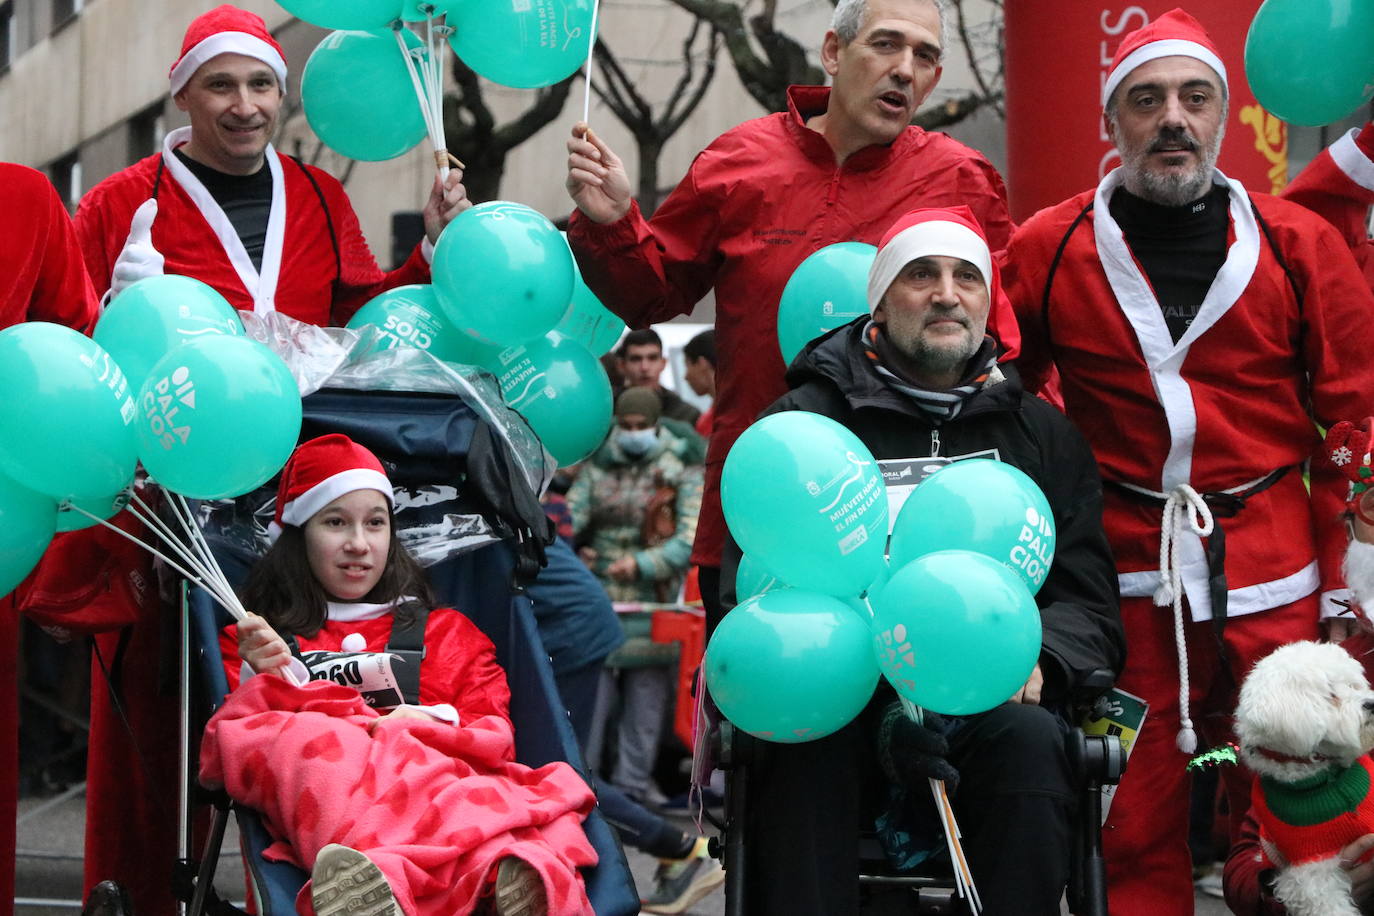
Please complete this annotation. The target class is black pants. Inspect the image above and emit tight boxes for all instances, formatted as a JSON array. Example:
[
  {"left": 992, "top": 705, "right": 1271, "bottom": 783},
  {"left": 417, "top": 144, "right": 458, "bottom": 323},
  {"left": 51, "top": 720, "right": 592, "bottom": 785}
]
[{"left": 742, "top": 700, "right": 1075, "bottom": 915}]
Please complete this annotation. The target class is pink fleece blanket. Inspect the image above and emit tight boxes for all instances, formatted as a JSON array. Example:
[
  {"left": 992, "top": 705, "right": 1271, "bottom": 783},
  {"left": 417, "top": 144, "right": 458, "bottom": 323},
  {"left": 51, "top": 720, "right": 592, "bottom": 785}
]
[{"left": 200, "top": 676, "right": 598, "bottom": 915}]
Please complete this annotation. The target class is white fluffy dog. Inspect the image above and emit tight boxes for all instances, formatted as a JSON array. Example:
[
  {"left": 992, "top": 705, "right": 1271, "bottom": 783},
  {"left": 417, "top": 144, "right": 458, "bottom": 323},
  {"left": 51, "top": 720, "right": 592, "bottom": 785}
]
[{"left": 1236, "top": 641, "right": 1374, "bottom": 916}]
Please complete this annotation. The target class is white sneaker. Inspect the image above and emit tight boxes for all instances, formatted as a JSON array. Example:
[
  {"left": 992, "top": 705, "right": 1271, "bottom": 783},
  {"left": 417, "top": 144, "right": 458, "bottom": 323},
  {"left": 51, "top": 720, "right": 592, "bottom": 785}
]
[{"left": 311, "top": 844, "right": 399, "bottom": 916}]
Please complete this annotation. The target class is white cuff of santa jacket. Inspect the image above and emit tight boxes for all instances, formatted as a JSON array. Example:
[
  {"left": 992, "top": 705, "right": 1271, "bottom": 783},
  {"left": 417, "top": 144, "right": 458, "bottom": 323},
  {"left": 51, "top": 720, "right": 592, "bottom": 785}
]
[
  {"left": 1320, "top": 587, "right": 1354, "bottom": 620},
  {"left": 421, "top": 236, "right": 435, "bottom": 265},
  {"left": 1331, "top": 128, "right": 1374, "bottom": 193},
  {"left": 395, "top": 702, "right": 459, "bottom": 725}
]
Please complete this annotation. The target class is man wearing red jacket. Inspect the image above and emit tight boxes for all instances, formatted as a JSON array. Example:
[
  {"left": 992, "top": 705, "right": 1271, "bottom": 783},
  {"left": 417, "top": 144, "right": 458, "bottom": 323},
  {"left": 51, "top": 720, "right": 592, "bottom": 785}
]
[
  {"left": 1282, "top": 121, "right": 1374, "bottom": 289},
  {"left": 39, "top": 7, "right": 469, "bottom": 912},
  {"left": 0, "top": 162, "right": 98, "bottom": 916},
  {"left": 564, "top": 0, "right": 1013, "bottom": 619},
  {"left": 1000, "top": 10, "right": 1374, "bottom": 915}
]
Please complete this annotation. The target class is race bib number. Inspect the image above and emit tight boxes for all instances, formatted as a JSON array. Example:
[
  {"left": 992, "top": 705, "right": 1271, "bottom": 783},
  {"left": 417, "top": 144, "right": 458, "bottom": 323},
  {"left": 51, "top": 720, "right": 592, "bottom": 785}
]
[{"left": 299, "top": 650, "right": 408, "bottom": 709}]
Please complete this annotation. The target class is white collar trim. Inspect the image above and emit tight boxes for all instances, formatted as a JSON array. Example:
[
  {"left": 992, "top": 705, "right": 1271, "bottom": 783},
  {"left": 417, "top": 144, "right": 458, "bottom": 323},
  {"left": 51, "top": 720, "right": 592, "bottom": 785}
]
[{"left": 162, "top": 126, "right": 286, "bottom": 315}]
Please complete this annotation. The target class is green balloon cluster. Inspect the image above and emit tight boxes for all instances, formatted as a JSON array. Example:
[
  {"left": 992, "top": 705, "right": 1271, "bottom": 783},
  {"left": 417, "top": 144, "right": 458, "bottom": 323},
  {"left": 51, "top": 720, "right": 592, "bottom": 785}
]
[
  {"left": 450, "top": 0, "right": 597, "bottom": 89},
  {"left": 278, "top": 0, "right": 405, "bottom": 30},
  {"left": 1245, "top": 0, "right": 1374, "bottom": 126},
  {"left": 302, "top": 29, "right": 429, "bottom": 162}
]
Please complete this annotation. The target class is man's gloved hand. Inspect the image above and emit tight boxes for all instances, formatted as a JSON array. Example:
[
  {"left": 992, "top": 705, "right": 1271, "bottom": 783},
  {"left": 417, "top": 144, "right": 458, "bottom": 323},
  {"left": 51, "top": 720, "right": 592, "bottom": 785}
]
[
  {"left": 108, "top": 199, "right": 164, "bottom": 300},
  {"left": 877, "top": 700, "right": 959, "bottom": 791}
]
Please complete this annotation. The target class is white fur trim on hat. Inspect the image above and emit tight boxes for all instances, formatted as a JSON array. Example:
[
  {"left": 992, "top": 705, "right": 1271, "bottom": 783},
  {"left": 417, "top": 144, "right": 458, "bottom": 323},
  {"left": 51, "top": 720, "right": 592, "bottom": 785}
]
[
  {"left": 866, "top": 220, "right": 993, "bottom": 311},
  {"left": 1101, "top": 39, "right": 1227, "bottom": 109},
  {"left": 280, "top": 468, "right": 394, "bottom": 529},
  {"left": 170, "top": 32, "right": 288, "bottom": 96}
]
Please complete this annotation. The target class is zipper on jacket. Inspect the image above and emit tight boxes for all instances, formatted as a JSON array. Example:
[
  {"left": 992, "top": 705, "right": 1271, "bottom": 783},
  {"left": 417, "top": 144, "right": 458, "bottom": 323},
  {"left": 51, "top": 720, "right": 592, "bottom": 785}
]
[{"left": 930, "top": 428, "right": 941, "bottom": 457}]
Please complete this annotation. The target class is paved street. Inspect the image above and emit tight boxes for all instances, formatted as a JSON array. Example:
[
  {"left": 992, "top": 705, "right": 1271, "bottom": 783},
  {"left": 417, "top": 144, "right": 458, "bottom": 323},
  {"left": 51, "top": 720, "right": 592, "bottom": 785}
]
[{"left": 18, "top": 787, "right": 1235, "bottom": 914}]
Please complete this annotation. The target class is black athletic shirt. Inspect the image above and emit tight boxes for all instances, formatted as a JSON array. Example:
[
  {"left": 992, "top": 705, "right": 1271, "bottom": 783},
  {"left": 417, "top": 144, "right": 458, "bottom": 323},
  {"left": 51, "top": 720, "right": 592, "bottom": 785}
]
[
  {"left": 173, "top": 148, "right": 272, "bottom": 271},
  {"left": 1108, "top": 183, "right": 1230, "bottom": 343}
]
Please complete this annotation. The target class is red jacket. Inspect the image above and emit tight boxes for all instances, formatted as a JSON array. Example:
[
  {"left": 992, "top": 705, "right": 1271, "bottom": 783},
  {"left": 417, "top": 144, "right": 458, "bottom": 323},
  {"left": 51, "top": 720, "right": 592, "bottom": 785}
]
[
  {"left": 0, "top": 163, "right": 97, "bottom": 332},
  {"left": 1282, "top": 123, "right": 1374, "bottom": 291},
  {"left": 75, "top": 128, "right": 430, "bottom": 326},
  {"left": 569, "top": 85, "right": 1014, "bottom": 566},
  {"left": 1003, "top": 173, "right": 1374, "bottom": 622}
]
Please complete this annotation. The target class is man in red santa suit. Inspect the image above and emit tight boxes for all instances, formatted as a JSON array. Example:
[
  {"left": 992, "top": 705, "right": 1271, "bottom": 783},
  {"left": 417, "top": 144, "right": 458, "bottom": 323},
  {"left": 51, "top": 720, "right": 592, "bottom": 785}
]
[
  {"left": 0, "top": 164, "right": 97, "bottom": 916},
  {"left": 41, "top": 8, "right": 469, "bottom": 913},
  {"left": 1282, "top": 122, "right": 1374, "bottom": 290},
  {"left": 1000, "top": 9, "right": 1374, "bottom": 915}
]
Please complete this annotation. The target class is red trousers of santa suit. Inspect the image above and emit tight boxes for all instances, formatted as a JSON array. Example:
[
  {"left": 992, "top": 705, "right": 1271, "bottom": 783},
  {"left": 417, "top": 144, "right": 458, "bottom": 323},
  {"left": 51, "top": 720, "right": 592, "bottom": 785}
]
[{"left": 1102, "top": 594, "right": 1319, "bottom": 915}]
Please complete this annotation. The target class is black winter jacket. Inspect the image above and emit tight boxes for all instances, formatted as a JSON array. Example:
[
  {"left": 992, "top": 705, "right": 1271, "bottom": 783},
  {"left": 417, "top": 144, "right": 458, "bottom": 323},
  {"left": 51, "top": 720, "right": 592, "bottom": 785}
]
[{"left": 730, "top": 319, "right": 1125, "bottom": 707}]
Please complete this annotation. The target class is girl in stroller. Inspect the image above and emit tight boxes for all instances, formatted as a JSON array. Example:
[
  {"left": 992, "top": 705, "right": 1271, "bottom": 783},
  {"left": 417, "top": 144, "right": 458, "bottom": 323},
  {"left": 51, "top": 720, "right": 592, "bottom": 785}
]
[{"left": 200, "top": 434, "right": 598, "bottom": 916}]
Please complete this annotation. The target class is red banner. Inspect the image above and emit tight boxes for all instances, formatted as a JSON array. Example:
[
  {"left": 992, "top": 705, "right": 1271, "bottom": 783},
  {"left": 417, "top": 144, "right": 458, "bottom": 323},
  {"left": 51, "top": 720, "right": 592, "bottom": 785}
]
[{"left": 1004, "top": 2, "right": 1288, "bottom": 222}]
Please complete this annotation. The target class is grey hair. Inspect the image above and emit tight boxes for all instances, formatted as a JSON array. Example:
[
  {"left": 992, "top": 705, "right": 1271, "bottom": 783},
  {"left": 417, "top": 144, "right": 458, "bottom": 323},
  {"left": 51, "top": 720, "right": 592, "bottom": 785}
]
[{"left": 832, "top": 0, "right": 949, "bottom": 53}]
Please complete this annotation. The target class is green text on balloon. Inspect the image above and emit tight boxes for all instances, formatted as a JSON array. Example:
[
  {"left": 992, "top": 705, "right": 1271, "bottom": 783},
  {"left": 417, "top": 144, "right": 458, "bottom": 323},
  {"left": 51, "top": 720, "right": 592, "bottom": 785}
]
[
  {"left": 347, "top": 284, "right": 501, "bottom": 368},
  {"left": 450, "top": 0, "right": 597, "bottom": 89}
]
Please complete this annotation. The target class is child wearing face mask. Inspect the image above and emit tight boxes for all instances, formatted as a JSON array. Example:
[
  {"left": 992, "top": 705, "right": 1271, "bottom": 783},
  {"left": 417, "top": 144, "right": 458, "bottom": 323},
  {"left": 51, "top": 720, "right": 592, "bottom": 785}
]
[{"left": 202, "top": 434, "right": 598, "bottom": 916}]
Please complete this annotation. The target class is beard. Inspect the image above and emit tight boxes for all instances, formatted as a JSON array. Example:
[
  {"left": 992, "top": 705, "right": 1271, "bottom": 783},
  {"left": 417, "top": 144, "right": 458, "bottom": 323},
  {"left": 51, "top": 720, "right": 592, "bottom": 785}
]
[
  {"left": 883, "top": 307, "right": 980, "bottom": 382},
  {"left": 1344, "top": 537, "right": 1374, "bottom": 627},
  {"left": 1119, "top": 123, "right": 1224, "bottom": 207}
]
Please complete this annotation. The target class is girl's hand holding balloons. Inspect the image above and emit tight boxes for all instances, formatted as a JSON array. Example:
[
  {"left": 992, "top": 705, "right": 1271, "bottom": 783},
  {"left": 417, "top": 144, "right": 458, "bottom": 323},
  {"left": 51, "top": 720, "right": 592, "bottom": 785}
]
[{"left": 237, "top": 613, "right": 295, "bottom": 679}]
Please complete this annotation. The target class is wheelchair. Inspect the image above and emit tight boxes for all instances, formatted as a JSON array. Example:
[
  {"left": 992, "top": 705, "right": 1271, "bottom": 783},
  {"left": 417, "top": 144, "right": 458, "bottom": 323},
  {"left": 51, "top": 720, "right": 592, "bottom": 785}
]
[
  {"left": 170, "top": 387, "right": 640, "bottom": 915},
  {"left": 711, "top": 671, "right": 1126, "bottom": 916}
]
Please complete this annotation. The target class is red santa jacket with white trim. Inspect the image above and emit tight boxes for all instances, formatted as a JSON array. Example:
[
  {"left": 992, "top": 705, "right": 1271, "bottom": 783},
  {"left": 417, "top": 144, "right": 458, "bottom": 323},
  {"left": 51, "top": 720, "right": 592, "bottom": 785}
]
[
  {"left": 0, "top": 163, "right": 97, "bottom": 332},
  {"left": 1003, "top": 170, "right": 1374, "bottom": 621},
  {"left": 1283, "top": 123, "right": 1374, "bottom": 290},
  {"left": 75, "top": 128, "right": 429, "bottom": 327}
]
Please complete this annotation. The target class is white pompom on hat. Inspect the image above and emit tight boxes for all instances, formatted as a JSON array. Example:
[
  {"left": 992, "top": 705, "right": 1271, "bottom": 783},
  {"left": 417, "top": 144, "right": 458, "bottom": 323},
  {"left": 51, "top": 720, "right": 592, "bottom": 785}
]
[
  {"left": 268, "top": 434, "right": 393, "bottom": 542},
  {"left": 169, "top": 5, "right": 288, "bottom": 96},
  {"left": 1101, "top": 8, "right": 1226, "bottom": 109}
]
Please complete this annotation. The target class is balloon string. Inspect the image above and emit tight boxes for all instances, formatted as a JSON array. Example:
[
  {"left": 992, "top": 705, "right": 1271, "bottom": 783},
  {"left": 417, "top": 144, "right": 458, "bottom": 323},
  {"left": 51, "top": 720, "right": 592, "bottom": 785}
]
[
  {"left": 121, "top": 492, "right": 245, "bottom": 620},
  {"left": 395, "top": 25, "right": 447, "bottom": 183},
  {"left": 582, "top": 0, "right": 601, "bottom": 124},
  {"left": 166, "top": 493, "right": 243, "bottom": 620},
  {"left": 424, "top": 14, "right": 450, "bottom": 183}
]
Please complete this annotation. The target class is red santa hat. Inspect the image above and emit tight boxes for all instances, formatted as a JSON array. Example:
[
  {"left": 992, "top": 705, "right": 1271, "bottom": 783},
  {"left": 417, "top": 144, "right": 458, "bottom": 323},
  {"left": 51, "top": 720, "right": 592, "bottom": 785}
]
[
  {"left": 866, "top": 206, "right": 1020, "bottom": 360},
  {"left": 270, "top": 434, "right": 394, "bottom": 540},
  {"left": 1101, "top": 8, "right": 1227, "bottom": 109},
  {"left": 169, "top": 5, "right": 288, "bottom": 97}
]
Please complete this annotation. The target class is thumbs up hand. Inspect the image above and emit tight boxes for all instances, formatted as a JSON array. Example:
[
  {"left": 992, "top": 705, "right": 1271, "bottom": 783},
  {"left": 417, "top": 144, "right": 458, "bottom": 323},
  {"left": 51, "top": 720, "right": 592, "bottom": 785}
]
[{"left": 109, "top": 199, "right": 165, "bottom": 299}]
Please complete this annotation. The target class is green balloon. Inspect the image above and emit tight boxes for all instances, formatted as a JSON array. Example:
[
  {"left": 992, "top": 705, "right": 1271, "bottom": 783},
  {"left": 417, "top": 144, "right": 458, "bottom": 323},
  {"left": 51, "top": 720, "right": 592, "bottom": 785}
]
[
  {"left": 705, "top": 589, "right": 879, "bottom": 743},
  {"left": 56, "top": 488, "right": 132, "bottom": 533},
  {"left": 889, "top": 459, "right": 1055, "bottom": 595},
  {"left": 136, "top": 337, "right": 302, "bottom": 500},
  {"left": 777, "top": 242, "right": 876, "bottom": 366},
  {"left": 491, "top": 332, "right": 611, "bottom": 466},
  {"left": 302, "top": 29, "right": 428, "bottom": 162},
  {"left": 721, "top": 411, "right": 887, "bottom": 598},
  {"left": 450, "top": 0, "right": 596, "bottom": 89},
  {"left": 347, "top": 284, "right": 501, "bottom": 368},
  {"left": 0, "top": 470, "right": 57, "bottom": 598},
  {"left": 0, "top": 323, "right": 139, "bottom": 501},
  {"left": 95, "top": 274, "right": 243, "bottom": 390},
  {"left": 872, "top": 551, "right": 1041, "bottom": 716},
  {"left": 432, "top": 202, "right": 575, "bottom": 347},
  {"left": 278, "top": 0, "right": 402, "bottom": 31},
  {"left": 1245, "top": 0, "right": 1374, "bottom": 126},
  {"left": 735, "top": 552, "right": 785, "bottom": 601},
  {"left": 556, "top": 272, "right": 626, "bottom": 357}
]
